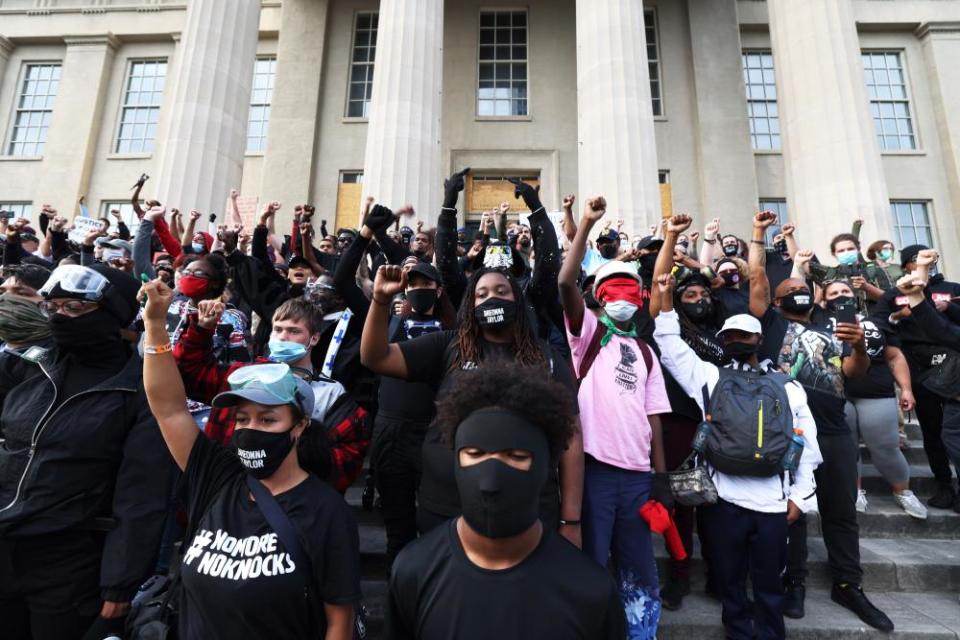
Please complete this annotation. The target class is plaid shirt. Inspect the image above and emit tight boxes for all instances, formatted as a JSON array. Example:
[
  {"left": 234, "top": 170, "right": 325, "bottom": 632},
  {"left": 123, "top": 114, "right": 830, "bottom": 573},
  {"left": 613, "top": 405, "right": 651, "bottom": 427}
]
[{"left": 173, "top": 317, "right": 370, "bottom": 492}]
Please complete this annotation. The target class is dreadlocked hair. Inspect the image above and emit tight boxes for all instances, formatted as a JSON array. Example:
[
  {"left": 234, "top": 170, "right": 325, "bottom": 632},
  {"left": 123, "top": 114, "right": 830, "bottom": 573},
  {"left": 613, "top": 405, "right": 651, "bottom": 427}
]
[{"left": 453, "top": 268, "right": 545, "bottom": 369}]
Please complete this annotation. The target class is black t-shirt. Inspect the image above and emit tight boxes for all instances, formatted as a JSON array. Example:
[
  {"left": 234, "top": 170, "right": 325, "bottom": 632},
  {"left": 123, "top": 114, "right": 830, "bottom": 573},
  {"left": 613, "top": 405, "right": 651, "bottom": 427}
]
[
  {"left": 178, "top": 436, "right": 361, "bottom": 640},
  {"left": 838, "top": 316, "right": 897, "bottom": 399},
  {"left": 385, "top": 519, "right": 625, "bottom": 640},
  {"left": 398, "top": 330, "right": 576, "bottom": 523},
  {"left": 712, "top": 286, "right": 750, "bottom": 319},
  {"left": 759, "top": 308, "right": 850, "bottom": 435},
  {"left": 377, "top": 313, "right": 443, "bottom": 421}
]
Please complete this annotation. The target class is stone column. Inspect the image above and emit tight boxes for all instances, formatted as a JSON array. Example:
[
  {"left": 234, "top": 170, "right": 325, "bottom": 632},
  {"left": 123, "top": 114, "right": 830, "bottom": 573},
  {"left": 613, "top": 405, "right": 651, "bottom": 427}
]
[
  {"left": 575, "top": 0, "right": 660, "bottom": 236},
  {"left": 687, "top": 0, "right": 759, "bottom": 234},
  {"left": 36, "top": 34, "right": 118, "bottom": 216},
  {"left": 360, "top": 0, "right": 444, "bottom": 221},
  {"left": 0, "top": 37, "right": 13, "bottom": 91},
  {"left": 768, "top": 0, "right": 894, "bottom": 255},
  {"left": 259, "top": 0, "right": 330, "bottom": 209},
  {"left": 917, "top": 22, "right": 960, "bottom": 276},
  {"left": 154, "top": 0, "right": 261, "bottom": 214}
]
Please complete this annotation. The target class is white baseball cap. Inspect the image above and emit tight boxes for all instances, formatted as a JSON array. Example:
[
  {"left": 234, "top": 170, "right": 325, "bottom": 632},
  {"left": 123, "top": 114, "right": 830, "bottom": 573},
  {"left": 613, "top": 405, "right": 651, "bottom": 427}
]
[
  {"left": 716, "top": 313, "right": 762, "bottom": 337},
  {"left": 591, "top": 260, "right": 640, "bottom": 295}
]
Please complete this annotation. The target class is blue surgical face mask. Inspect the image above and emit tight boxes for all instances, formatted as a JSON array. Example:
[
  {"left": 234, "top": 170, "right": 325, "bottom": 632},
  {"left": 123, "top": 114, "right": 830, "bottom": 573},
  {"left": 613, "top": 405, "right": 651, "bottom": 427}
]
[
  {"left": 267, "top": 339, "right": 308, "bottom": 364},
  {"left": 878, "top": 248, "right": 893, "bottom": 262},
  {"left": 836, "top": 251, "right": 858, "bottom": 267},
  {"left": 192, "top": 242, "right": 205, "bottom": 253}
]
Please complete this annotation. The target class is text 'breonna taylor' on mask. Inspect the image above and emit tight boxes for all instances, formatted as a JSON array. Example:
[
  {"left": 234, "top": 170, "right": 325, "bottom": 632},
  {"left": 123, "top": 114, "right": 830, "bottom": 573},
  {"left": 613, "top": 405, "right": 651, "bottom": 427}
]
[{"left": 183, "top": 529, "right": 297, "bottom": 581}]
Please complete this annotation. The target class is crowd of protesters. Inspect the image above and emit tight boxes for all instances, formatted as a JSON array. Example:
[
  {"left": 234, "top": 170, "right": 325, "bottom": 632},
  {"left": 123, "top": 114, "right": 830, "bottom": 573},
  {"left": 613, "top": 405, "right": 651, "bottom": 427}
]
[{"left": 0, "top": 167, "right": 958, "bottom": 640}]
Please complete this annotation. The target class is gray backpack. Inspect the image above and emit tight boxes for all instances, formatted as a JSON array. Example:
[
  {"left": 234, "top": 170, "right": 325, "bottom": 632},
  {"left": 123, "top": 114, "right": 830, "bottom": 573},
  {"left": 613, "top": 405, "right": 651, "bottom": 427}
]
[{"left": 702, "top": 367, "right": 794, "bottom": 477}]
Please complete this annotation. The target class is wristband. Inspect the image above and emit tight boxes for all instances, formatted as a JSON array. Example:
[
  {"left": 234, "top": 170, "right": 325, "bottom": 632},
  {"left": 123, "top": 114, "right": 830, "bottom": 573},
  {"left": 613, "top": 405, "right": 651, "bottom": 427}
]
[
  {"left": 559, "top": 519, "right": 581, "bottom": 526},
  {"left": 704, "top": 238, "right": 716, "bottom": 245},
  {"left": 144, "top": 343, "right": 172, "bottom": 355},
  {"left": 751, "top": 240, "right": 766, "bottom": 245}
]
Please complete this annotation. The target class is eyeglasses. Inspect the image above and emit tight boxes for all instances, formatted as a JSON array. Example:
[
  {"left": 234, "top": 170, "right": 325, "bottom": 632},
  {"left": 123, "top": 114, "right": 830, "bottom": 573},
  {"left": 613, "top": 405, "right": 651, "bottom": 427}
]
[
  {"left": 227, "top": 363, "right": 299, "bottom": 404},
  {"left": 180, "top": 268, "right": 211, "bottom": 279},
  {"left": 39, "top": 299, "right": 99, "bottom": 317}
]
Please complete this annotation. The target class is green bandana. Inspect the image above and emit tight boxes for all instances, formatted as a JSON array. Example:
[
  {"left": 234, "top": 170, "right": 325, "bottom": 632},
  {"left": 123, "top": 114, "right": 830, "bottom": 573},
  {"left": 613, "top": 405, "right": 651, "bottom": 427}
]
[
  {"left": 598, "top": 314, "right": 637, "bottom": 347},
  {"left": 0, "top": 294, "right": 52, "bottom": 345}
]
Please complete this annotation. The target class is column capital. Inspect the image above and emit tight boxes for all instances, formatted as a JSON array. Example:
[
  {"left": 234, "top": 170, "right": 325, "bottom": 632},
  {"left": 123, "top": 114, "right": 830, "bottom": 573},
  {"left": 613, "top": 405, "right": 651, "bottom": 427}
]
[
  {"left": 62, "top": 33, "right": 121, "bottom": 51},
  {"left": 915, "top": 22, "right": 960, "bottom": 40}
]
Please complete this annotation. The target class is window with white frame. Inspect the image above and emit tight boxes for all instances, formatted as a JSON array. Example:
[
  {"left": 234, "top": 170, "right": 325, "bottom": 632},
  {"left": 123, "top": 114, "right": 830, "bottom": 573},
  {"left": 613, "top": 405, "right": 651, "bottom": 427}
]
[
  {"left": 115, "top": 59, "right": 167, "bottom": 153},
  {"left": 100, "top": 201, "right": 140, "bottom": 233},
  {"left": 759, "top": 199, "right": 788, "bottom": 245},
  {"left": 247, "top": 57, "right": 276, "bottom": 152},
  {"left": 743, "top": 51, "right": 780, "bottom": 150},
  {"left": 890, "top": 201, "right": 933, "bottom": 248},
  {"left": 645, "top": 10, "right": 663, "bottom": 117},
  {"left": 477, "top": 10, "right": 528, "bottom": 117},
  {"left": 0, "top": 202, "right": 33, "bottom": 221},
  {"left": 346, "top": 12, "right": 378, "bottom": 118},
  {"left": 7, "top": 63, "right": 61, "bottom": 156},
  {"left": 863, "top": 52, "right": 915, "bottom": 151}
]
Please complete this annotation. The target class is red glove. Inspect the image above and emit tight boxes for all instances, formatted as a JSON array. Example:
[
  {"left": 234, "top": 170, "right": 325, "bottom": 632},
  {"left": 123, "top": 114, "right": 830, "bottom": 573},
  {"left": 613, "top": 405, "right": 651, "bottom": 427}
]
[{"left": 639, "top": 500, "right": 687, "bottom": 561}]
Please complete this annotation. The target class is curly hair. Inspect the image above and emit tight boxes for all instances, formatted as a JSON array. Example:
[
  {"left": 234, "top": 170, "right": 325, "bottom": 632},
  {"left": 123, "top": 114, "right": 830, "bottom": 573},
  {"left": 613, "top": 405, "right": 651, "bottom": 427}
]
[
  {"left": 435, "top": 363, "right": 577, "bottom": 461},
  {"left": 177, "top": 252, "right": 228, "bottom": 298},
  {"left": 453, "top": 269, "right": 545, "bottom": 368}
]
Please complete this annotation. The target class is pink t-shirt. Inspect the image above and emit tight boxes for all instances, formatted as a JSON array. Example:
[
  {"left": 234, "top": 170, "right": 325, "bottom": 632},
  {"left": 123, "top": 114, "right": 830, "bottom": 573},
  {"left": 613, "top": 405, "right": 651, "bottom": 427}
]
[{"left": 566, "top": 309, "right": 672, "bottom": 471}]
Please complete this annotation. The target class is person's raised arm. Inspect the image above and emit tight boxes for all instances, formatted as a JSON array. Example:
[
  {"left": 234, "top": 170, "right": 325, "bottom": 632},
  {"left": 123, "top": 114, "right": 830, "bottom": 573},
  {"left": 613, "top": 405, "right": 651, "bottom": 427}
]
[
  {"left": 699, "top": 217, "right": 721, "bottom": 266},
  {"left": 38, "top": 207, "right": 61, "bottom": 258},
  {"left": 687, "top": 230, "right": 701, "bottom": 261},
  {"left": 298, "top": 223, "right": 325, "bottom": 276},
  {"left": 140, "top": 278, "right": 200, "bottom": 471},
  {"left": 748, "top": 210, "right": 777, "bottom": 318},
  {"left": 134, "top": 207, "right": 165, "bottom": 279},
  {"left": 782, "top": 222, "right": 798, "bottom": 260},
  {"left": 228, "top": 188, "right": 243, "bottom": 227},
  {"left": 790, "top": 249, "right": 814, "bottom": 281},
  {"left": 360, "top": 265, "right": 410, "bottom": 378},
  {"left": 333, "top": 201, "right": 395, "bottom": 320},
  {"left": 131, "top": 177, "right": 147, "bottom": 219},
  {"left": 650, "top": 214, "right": 692, "bottom": 318},
  {"left": 180, "top": 209, "right": 201, "bottom": 249},
  {"left": 561, "top": 194, "right": 577, "bottom": 243},
  {"left": 510, "top": 178, "right": 559, "bottom": 314},
  {"left": 436, "top": 168, "right": 470, "bottom": 306},
  {"left": 169, "top": 208, "right": 183, "bottom": 240},
  {"left": 559, "top": 196, "right": 606, "bottom": 334}
]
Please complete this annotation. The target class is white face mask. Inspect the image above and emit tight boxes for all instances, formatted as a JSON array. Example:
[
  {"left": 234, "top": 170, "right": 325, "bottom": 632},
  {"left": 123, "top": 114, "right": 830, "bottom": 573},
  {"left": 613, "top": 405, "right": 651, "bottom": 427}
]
[{"left": 604, "top": 300, "right": 638, "bottom": 322}]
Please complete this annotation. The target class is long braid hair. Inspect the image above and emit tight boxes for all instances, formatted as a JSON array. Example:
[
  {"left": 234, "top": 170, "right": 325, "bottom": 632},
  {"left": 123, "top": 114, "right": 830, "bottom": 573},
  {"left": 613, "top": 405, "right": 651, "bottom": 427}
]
[{"left": 453, "top": 269, "right": 546, "bottom": 369}]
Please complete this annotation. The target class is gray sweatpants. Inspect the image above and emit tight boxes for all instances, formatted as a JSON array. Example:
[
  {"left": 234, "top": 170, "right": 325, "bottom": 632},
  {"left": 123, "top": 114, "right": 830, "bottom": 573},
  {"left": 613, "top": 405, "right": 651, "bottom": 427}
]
[{"left": 846, "top": 397, "right": 911, "bottom": 488}]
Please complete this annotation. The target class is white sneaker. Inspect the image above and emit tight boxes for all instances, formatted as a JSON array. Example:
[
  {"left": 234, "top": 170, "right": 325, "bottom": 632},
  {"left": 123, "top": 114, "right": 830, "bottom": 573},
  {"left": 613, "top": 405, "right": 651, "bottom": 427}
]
[
  {"left": 894, "top": 490, "right": 929, "bottom": 520},
  {"left": 856, "top": 489, "right": 868, "bottom": 513}
]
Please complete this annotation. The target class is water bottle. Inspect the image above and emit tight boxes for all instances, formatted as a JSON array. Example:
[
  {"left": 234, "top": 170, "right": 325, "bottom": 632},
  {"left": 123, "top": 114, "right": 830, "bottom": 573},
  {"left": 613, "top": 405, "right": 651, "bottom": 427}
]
[
  {"left": 782, "top": 432, "right": 805, "bottom": 472},
  {"left": 691, "top": 420, "right": 712, "bottom": 453}
]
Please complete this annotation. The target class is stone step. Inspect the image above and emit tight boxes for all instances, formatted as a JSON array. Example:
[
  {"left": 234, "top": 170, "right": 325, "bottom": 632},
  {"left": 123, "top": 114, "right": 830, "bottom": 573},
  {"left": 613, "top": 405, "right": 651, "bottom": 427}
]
[
  {"left": 355, "top": 581, "right": 960, "bottom": 640},
  {"left": 859, "top": 439, "right": 929, "bottom": 466},
  {"left": 807, "top": 494, "right": 960, "bottom": 540},
  {"left": 358, "top": 523, "right": 960, "bottom": 592},
  {"left": 860, "top": 463, "right": 943, "bottom": 496}
]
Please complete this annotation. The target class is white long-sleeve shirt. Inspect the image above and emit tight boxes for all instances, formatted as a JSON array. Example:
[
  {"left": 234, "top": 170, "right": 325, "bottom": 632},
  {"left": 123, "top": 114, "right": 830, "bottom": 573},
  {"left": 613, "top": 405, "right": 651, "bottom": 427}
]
[{"left": 653, "top": 310, "right": 823, "bottom": 514}]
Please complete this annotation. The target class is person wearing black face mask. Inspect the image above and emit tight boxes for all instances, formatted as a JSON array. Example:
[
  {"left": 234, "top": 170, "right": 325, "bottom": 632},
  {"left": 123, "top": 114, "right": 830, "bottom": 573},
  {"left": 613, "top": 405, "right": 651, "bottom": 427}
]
[
  {"left": 0, "top": 264, "right": 173, "bottom": 640},
  {"left": 582, "top": 228, "right": 621, "bottom": 274},
  {"left": 361, "top": 265, "right": 581, "bottom": 541},
  {"left": 765, "top": 223, "right": 799, "bottom": 297},
  {"left": 141, "top": 280, "right": 362, "bottom": 640},
  {"left": 654, "top": 274, "right": 823, "bottom": 640},
  {"left": 372, "top": 262, "right": 451, "bottom": 568},
  {"left": 747, "top": 212, "right": 894, "bottom": 631},
  {"left": 385, "top": 366, "right": 625, "bottom": 640},
  {"left": 713, "top": 257, "right": 751, "bottom": 318}
]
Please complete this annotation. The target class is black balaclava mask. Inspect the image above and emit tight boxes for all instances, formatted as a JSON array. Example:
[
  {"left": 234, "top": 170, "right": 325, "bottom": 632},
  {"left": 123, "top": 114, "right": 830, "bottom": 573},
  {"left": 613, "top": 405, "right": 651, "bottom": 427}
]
[
  {"left": 779, "top": 290, "right": 814, "bottom": 315},
  {"left": 50, "top": 308, "right": 123, "bottom": 356},
  {"left": 598, "top": 242, "right": 618, "bottom": 260},
  {"left": 681, "top": 298, "right": 713, "bottom": 323},
  {"left": 454, "top": 409, "right": 549, "bottom": 539},
  {"left": 406, "top": 288, "right": 438, "bottom": 315}
]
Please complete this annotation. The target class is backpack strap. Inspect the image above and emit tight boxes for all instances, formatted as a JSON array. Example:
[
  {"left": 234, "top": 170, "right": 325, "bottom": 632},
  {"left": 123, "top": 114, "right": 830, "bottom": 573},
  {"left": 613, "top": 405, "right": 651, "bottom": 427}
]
[
  {"left": 246, "top": 475, "right": 312, "bottom": 577},
  {"left": 634, "top": 337, "right": 654, "bottom": 376},
  {"left": 576, "top": 323, "right": 606, "bottom": 383}
]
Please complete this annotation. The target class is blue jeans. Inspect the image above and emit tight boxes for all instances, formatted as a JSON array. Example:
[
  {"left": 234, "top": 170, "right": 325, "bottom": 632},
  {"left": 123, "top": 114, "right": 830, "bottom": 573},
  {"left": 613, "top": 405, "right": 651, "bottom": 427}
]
[{"left": 582, "top": 457, "right": 660, "bottom": 640}]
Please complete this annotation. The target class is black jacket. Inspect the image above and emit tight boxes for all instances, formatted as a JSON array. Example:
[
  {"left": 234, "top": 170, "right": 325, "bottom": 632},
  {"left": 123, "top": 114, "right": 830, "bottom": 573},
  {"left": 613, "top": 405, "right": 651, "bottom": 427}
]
[{"left": 0, "top": 348, "right": 173, "bottom": 601}]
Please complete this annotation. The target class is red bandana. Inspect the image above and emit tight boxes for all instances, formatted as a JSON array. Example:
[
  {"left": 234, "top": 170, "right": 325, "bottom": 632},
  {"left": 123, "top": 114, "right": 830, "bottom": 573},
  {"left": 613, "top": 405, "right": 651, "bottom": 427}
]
[{"left": 596, "top": 277, "right": 643, "bottom": 307}]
